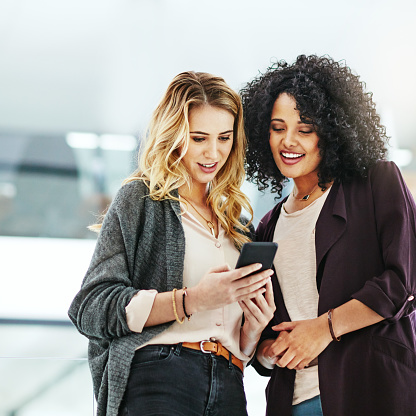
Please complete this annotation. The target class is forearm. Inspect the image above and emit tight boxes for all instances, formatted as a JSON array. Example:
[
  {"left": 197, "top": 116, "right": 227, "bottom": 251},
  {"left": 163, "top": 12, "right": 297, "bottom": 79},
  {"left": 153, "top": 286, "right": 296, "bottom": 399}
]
[
  {"left": 144, "top": 289, "right": 186, "bottom": 327},
  {"left": 239, "top": 326, "right": 262, "bottom": 357},
  {"left": 255, "top": 299, "right": 385, "bottom": 371},
  {"left": 238, "top": 281, "right": 276, "bottom": 357},
  {"left": 69, "top": 283, "right": 138, "bottom": 339},
  {"left": 144, "top": 264, "right": 274, "bottom": 329},
  {"left": 328, "top": 298, "right": 385, "bottom": 339}
]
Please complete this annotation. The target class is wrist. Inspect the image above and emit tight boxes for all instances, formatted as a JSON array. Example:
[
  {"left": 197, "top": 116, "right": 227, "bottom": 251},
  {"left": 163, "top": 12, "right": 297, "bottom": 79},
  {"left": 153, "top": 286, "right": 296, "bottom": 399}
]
[
  {"left": 241, "top": 323, "right": 261, "bottom": 343},
  {"left": 256, "top": 339, "right": 275, "bottom": 369},
  {"left": 240, "top": 326, "right": 261, "bottom": 357},
  {"left": 327, "top": 308, "right": 341, "bottom": 342},
  {"left": 318, "top": 313, "right": 334, "bottom": 343},
  {"left": 172, "top": 288, "right": 185, "bottom": 324},
  {"left": 184, "top": 286, "right": 201, "bottom": 314}
]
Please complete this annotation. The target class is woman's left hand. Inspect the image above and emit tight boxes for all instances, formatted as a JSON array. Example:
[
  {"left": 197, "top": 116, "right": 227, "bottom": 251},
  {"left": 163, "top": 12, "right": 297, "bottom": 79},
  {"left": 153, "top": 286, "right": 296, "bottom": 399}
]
[
  {"left": 267, "top": 315, "right": 333, "bottom": 370},
  {"left": 239, "top": 280, "right": 276, "bottom": 356}
]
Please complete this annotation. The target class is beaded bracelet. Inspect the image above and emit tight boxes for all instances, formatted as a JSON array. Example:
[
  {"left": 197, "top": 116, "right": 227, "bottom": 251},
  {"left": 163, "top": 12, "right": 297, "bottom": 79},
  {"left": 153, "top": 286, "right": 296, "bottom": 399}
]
[
  {"left": 172, "top": 288, "right": 184, "bottom": 324},
  {"left": 182, "top": 287, "right": 192, "bottom": 321},
  {"left": 328, "top": 308, "right": 341, "bottom": 342}
]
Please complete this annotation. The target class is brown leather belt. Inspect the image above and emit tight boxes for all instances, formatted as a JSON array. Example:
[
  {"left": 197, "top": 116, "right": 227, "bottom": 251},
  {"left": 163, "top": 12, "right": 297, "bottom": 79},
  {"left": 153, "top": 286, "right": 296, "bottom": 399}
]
[{"left": 182, "top": 341, "right": 244, "bottom": 372}]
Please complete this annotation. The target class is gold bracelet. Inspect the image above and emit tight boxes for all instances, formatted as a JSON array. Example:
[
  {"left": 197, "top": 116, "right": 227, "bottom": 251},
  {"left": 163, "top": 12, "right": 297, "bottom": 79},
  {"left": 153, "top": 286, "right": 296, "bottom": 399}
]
[{"left": 172, "top": 288, "right": 185, "bottom": 324}]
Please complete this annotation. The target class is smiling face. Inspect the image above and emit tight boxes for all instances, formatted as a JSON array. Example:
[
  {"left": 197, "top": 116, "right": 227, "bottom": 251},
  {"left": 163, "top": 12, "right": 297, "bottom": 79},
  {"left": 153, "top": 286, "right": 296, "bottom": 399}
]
[
  {"left": 181, "top": 104, "right": 234, "bottom": 191},
  {"left": 269, "top": 93, "right": 321, "bottom": 184}
]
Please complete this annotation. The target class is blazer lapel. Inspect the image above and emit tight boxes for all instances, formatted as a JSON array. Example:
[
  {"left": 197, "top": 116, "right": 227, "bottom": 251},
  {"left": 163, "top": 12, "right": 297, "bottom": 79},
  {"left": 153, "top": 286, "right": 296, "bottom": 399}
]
[{"left": 316, "top": 182, "right": 347, "bottom": 270}]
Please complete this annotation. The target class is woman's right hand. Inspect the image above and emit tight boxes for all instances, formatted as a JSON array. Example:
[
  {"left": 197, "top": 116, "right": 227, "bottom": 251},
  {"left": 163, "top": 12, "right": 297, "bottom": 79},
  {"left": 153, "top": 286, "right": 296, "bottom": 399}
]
[{"left": 186, "top": 263, "right": 273, "bottom": 313}]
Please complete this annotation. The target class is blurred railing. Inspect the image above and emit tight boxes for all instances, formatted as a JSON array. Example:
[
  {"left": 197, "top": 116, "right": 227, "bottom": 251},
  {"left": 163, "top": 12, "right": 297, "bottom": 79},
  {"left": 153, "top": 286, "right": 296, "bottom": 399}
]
[{"left": 0, "top": 320, "right": 94, "bottom": 416}]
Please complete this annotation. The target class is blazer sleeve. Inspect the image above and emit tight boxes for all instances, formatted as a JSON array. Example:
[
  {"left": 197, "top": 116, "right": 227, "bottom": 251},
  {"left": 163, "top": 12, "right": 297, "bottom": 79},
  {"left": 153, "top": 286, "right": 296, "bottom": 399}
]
[
  {"left": 67, "top": 183, "right": 144, "bottom": 341},
  {"left": 251, "top": 207, "right": 282, "bottom": 376},
  {"left": 352, "top": 161, "right": 416, "bottom": 322}
]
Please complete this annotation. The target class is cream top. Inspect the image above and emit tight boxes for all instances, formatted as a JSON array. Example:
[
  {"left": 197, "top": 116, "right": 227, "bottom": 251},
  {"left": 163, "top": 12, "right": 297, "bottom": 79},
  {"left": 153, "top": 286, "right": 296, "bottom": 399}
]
[
  {"left": 125, "top": 201, "right": 252, "bottom": 363},
  {"left": 273, "top": 188, "right": 331, "bottom": 405}
]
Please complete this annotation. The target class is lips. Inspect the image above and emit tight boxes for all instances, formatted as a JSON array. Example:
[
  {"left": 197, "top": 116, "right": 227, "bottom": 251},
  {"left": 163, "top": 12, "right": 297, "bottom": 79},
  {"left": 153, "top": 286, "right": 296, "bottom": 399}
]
[
  {"left": 198, "top": 162, "right": 218, "bottom": 173},
  {"left": 280, "top": 152, "right": 305, "bottom": 165}
]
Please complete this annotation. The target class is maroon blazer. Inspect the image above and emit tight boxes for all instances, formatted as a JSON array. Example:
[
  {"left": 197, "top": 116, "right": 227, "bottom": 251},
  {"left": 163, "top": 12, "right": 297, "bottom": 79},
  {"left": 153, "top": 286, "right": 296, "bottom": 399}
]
[{"left": 253, "top": 161, "right": 416, "bottom": 416}]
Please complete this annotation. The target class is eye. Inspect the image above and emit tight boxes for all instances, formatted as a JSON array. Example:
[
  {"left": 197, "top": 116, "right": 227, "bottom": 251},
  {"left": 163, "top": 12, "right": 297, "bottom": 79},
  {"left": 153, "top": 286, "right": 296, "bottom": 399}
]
[
  {"left": 218, "top": 136, "right": 231, "bottom": 142},
  {"left": 299, "top": 122, "right": 315, "bottom": 134},
  {"left": 271, "top": 127, "right": 284, "bottom": 132},
  {"left": 191, "top": 137, "right": 205, "bottom": 143}
]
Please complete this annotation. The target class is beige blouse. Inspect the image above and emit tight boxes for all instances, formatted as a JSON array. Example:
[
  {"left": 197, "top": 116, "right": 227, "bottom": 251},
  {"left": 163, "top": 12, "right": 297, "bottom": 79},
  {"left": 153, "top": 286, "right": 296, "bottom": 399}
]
[
  {"left": 274, "top": 188, "right": 331, "bottom": 405},
  {"left": 125, "top": 201, "right": 252, "bottom": 363}
]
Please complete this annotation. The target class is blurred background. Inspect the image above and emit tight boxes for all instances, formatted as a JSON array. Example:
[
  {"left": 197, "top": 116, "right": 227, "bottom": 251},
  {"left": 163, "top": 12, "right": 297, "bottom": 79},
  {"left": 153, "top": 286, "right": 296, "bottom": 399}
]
[{"left": 0, "top": 0, "right": 415, "bottom": 414}]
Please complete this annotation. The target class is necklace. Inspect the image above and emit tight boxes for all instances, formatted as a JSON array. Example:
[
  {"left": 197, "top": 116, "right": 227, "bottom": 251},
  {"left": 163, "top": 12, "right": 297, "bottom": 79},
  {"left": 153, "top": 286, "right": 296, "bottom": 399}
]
[
  {"left": 292, "top": 184, "right": 319, "bottom": 201},
  {"left": 180, "top": 196, "right": 216, "bottom": 237}
]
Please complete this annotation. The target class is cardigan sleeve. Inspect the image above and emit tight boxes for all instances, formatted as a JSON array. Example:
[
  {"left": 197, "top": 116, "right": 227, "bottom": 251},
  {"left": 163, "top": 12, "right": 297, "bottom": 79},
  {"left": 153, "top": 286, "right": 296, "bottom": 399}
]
[
  {"left": 68, "top": 182, "right": 146, "bottom": 340},
  {"left": 352, "top": 161, "right": 416, "bottom": 322}
]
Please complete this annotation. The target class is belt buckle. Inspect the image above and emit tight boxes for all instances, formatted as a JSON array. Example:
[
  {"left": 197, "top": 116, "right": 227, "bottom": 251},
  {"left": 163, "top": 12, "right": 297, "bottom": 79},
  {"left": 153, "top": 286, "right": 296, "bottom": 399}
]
[
  {"left": 200, "top": 341, "right": 211, "bottom": 353},
  {"left": 200, "top": 340, "right": 217, "bottom": 354}
]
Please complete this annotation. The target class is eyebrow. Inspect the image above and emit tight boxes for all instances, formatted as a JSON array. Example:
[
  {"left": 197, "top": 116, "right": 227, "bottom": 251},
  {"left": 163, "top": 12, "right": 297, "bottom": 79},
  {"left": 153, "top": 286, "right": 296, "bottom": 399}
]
[
  {"left": 270, "top": 118, "right": 312, "bottom": 124},
  {"left": 190, "top": 130, "right": 233, "bottom": 135}
]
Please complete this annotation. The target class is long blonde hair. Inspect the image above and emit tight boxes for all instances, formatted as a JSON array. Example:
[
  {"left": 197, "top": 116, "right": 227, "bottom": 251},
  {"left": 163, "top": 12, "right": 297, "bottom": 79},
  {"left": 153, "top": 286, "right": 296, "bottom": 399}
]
[{"left": 96, "top": 71, "right": 253, "bottom": 247}]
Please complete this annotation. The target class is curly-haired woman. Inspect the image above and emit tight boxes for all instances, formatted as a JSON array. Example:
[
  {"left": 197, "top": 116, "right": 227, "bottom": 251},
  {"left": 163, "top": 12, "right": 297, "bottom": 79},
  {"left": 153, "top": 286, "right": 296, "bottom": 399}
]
[
  {"left": 68, "top": 71, "right": 275, "bottom": 416},
  {"left": 241, "top": 55, "right": 416, "bottom": 416}
]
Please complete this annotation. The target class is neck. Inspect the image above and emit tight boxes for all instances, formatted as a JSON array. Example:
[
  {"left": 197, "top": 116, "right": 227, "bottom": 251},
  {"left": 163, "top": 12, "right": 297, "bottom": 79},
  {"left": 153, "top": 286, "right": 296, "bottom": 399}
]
[
  {"left": 178, "top": 183, "right": 209, "bottom": 205},
  {"left": 292, "top": 175, "right": 320, "bottom": 200},
  {"left": 293, "top": 184, "right": 319, "bottom": 201}
]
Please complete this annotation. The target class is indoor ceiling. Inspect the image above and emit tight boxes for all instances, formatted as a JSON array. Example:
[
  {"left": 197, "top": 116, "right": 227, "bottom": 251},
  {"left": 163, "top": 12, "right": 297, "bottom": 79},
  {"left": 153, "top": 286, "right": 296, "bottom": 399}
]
[{"left": 0, "top": 0, "right": 415, "bottom": 154}]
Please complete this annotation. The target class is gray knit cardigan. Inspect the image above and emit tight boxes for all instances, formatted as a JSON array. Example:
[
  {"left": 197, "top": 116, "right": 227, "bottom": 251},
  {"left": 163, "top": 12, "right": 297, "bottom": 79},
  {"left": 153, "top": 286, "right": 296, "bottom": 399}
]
[{"left": 68, "top": 179, "right": 254, "bottom": 416}]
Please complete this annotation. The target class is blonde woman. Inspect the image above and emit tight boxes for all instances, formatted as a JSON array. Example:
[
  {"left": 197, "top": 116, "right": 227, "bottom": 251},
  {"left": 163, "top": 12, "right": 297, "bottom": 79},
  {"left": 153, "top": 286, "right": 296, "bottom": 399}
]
[{"left": 69, "top": 71, "right": 275, "bottom": 416}]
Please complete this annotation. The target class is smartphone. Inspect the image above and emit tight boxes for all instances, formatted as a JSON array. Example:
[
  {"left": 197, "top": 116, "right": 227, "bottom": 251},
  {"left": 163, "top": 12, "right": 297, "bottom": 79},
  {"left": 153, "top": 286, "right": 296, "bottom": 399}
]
[{"left": 235, "top": 242, "right": 278, "bottom": 275}]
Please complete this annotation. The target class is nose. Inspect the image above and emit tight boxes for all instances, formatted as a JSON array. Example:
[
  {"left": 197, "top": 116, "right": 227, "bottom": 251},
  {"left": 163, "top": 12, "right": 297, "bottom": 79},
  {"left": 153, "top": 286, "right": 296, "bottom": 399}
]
[
  {"left": 282, "top": 129, "right": 297, "bottom": 147},
  {"left": 204, "top": 140, "right": 218, "bottom": 159}
]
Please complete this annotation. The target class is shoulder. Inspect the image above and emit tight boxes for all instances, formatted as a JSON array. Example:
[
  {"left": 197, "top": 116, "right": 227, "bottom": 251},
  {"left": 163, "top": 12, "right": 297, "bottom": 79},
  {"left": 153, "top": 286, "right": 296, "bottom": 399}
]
[
  {"left": 345, "top": 160, "right": 416, "bottom": 221},
  {"left": 103, "top": 180, "right": 158, "bottom": 228},
  {"left": 97, "top": 180, "right": 147, "bottom": 230},
  {"left": 367, "top": 160, "right": 411, "bottom": 198},
  {"left": 113, "top": 179, "right": 150, "bottom": 205},
  {"left": 256, "top": 200, "right": 284, "bottom": 239},
  {"left": 111, "top": 179, "right": 175, "bottom": 215},
  {"left": 369, "top": 160, "right": 402, "bottom": 181},
  {"left": 258, "top": 200, "right": 284, "bottom": 229},
  {"left": 341, "top": 160, "right": 404, "bottom": 194}
]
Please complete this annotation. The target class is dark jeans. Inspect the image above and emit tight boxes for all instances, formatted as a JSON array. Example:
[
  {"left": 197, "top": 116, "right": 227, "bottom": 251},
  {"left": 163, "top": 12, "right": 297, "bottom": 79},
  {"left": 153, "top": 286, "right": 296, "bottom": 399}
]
[{"left": 119, "top": 344, "right": 247, "bottom": 416}]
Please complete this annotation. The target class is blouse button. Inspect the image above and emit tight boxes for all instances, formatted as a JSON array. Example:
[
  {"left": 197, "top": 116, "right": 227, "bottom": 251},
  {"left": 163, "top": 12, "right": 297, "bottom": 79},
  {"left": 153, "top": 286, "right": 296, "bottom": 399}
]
[
  {"left": 215, "top": 242, "right": 221, "bottom": 248},
  {"left": 408, "top": 295, "right": 415, "bottom": 301}
]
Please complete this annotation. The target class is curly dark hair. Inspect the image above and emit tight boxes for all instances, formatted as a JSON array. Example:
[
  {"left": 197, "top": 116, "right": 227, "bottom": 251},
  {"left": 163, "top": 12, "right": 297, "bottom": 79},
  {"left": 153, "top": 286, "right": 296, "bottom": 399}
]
[{"left": 240, "top": 54, "right": 388, "bottom": 196}]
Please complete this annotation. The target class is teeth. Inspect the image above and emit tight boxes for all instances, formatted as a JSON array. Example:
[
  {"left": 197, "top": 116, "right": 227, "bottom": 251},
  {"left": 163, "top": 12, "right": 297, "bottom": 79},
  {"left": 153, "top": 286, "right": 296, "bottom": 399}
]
[
  {"left": 201, "top": 163, "right": 216, "bottom": 168},
  {"left": 281, "top": 152, "right": 303, "bottom": 159}
]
